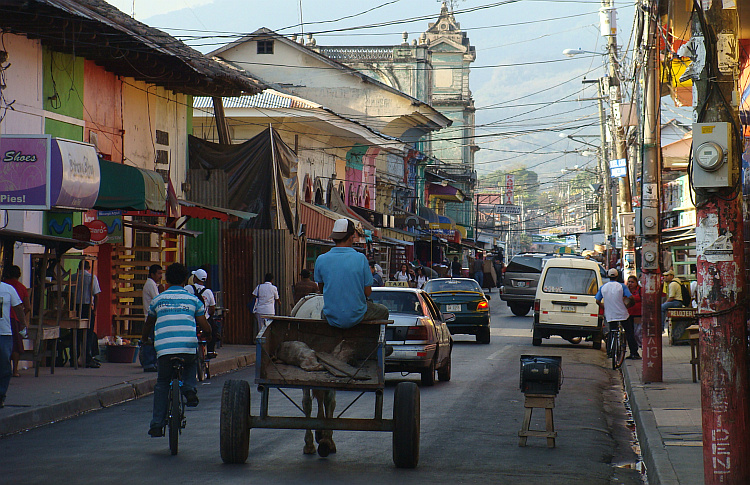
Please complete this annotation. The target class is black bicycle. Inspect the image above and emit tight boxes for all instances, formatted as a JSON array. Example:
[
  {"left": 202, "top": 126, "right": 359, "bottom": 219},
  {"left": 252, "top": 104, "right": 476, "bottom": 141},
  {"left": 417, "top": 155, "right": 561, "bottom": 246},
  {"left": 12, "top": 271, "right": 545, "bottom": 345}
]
[
  {"left": 196, "top": 330, "right": 210, "bottom": 382},
  {"left": 167, "top": 357, "right": 187, "bottom": 455},
  {"left": 606, "top": 321, "right": 627, "bottom": 370}
]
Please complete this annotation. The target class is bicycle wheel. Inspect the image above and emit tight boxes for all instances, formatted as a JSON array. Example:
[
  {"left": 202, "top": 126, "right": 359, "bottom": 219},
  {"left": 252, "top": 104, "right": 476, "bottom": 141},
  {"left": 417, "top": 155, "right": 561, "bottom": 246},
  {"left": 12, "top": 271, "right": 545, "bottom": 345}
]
[
  {"left": 615, "top": 330, "right": 627, "bottom": 369},
  {"left": 611, "top": 332, "right": 620, "bottom": 370},
  {"left": 197, "top": 345, "right": 207, "bottom": 382},
  {"left": 168, "top": 378, "right": 181, "bottom": 455}
]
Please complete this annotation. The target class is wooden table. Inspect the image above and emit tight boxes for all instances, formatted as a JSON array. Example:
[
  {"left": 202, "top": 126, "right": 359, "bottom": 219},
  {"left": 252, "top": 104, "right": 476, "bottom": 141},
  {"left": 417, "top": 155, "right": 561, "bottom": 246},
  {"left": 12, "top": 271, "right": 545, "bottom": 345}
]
[
  {"left": 687, "top": 324, "right": 700, "bottom": 383},
  {"left": 47, "top": 318, "right": 89, "bottom": 369}
]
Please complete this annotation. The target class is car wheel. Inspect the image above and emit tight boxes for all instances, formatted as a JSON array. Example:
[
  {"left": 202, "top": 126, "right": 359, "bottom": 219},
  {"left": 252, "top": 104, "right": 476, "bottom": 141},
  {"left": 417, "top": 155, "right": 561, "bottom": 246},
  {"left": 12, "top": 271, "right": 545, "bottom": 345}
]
[
  {"left": 437, "top": 353, "right": 451, "bottom": 382},
  {"left": 532, "top": 328, "right": 542, "bottom": 346},
  {"left": 420, "top": 358, "right": 436, "bottom": 387},
  {"left": 476, "top": 327, "right": 490, "bottom": 344},
  {"left": 510, "top": 303, "right": 531, "bottom": 316}
]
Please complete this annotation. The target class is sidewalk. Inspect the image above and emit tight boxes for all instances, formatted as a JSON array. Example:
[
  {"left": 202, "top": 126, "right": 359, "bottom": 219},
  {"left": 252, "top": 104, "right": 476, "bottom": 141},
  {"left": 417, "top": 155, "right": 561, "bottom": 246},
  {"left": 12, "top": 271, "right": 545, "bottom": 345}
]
[
  {"left": 0, "top": 344, "right": 255, "bottom": 437},
  {"left": 622, "top": 335, "right": 703, "bottom": 485}
]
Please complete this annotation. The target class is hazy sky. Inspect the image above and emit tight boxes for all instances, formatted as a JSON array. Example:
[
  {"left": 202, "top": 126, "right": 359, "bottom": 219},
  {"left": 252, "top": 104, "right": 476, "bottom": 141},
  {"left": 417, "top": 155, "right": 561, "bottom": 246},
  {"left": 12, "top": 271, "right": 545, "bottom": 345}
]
[{"left": 103, "top": 1, "right": 673, "bottom": 180}]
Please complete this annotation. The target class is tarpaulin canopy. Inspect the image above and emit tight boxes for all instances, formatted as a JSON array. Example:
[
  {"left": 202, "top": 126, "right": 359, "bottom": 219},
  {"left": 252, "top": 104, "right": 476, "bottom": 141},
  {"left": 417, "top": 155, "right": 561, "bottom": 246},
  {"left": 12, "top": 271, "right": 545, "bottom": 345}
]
[
  {"left": 188, "top": 128, "right": 298, "bottom": 232},
  {"left": 95, "top": 159, "right": 166, "bottom": 211}
]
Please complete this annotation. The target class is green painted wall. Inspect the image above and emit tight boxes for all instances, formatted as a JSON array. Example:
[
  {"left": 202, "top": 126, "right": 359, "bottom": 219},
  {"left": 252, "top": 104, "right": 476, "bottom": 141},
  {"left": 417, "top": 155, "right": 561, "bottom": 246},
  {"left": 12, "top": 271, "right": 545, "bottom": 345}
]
[
  {"left": 185, "top": 218, "right": 220, "bottom": 267},
  {"left": 44, "top": 118, "right": 83, "bottom": 141},
  {"left": 43, "top": 48, "right": 84, "bottom": 119}
]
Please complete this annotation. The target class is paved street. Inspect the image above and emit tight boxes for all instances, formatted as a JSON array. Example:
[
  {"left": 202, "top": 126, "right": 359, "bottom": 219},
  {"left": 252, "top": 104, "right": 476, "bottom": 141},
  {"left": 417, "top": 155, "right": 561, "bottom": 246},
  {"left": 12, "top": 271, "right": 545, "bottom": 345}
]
[{"left": 0, "top": 294, "right": 642, "bottom": 485}]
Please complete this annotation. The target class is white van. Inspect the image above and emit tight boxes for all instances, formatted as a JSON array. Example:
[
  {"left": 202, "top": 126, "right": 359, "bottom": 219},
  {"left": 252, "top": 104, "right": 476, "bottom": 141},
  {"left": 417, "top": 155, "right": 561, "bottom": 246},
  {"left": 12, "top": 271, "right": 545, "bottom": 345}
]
[{"left": 532, "top": 258, "right": 604, "bottom": 349}]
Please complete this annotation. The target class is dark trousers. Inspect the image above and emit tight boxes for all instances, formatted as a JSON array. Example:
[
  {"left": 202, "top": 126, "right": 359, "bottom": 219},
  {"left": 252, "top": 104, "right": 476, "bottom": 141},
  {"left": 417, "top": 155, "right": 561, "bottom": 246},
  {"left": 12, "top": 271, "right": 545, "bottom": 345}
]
[
  {"left": 150, "top": 353, "right": 197, "bottom": 428},
  {"left": 622, "top": 317, "right": 640, "bottom": 356},
  {"left": 76, "top": 304, "right": 98, "bottom": 363}
]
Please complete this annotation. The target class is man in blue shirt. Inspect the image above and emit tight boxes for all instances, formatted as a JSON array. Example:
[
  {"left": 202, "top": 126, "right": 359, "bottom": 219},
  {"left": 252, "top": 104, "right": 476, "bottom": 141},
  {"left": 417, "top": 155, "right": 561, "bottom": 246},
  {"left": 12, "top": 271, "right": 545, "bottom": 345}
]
[
  {"left": 315, "top": 219, "right": 389, "bottom": 328},
  {"left": 143, "top": 263, "right": 212, "bottom": 437}
]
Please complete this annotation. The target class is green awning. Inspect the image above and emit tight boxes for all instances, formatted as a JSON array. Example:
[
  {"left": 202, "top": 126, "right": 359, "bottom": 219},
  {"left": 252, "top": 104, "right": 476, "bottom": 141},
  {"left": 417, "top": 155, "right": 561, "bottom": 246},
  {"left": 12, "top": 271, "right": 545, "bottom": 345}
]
[{"left": 95, "top": 159, "right": 166, "bottom": 211}]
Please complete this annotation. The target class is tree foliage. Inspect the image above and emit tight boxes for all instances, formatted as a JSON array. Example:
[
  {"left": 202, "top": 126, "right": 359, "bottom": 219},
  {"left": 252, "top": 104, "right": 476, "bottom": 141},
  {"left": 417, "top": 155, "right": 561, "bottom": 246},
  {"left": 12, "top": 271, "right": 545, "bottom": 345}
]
[{"left": 478, "top": 165, "right": 541, "bottom": 207}]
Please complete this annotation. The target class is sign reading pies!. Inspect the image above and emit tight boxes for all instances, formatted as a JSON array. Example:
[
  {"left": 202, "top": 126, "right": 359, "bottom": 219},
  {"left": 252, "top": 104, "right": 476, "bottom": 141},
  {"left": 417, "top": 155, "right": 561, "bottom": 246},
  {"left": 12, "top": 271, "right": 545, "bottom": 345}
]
[{"left": 0, "top": 136, "right": 50, "bottom": 209}]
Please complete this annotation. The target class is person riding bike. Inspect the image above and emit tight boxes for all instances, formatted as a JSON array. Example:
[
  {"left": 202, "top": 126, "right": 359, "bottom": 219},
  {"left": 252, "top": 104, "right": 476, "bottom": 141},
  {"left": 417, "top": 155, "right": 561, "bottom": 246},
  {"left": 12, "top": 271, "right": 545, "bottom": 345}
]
[
  {"left": 595, "top": 268, "right": 637, "bottom": 359},
  {"left": 143, "top": 263, "right": 212, "bottom": 438}
]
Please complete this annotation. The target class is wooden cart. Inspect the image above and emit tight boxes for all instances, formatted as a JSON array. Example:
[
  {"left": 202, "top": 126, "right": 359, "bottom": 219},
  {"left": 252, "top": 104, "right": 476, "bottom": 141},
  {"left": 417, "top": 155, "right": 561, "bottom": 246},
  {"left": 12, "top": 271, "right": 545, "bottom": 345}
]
[{"left": 219, "top": 316, "right": 421, "bottom": 468}]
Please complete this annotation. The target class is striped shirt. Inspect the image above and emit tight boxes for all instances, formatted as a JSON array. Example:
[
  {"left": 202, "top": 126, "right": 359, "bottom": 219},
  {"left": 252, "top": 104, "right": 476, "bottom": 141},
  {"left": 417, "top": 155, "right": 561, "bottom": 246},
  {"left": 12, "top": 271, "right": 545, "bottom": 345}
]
[{"left": 148, "top": 286, "right": 205, "bottom": 358}]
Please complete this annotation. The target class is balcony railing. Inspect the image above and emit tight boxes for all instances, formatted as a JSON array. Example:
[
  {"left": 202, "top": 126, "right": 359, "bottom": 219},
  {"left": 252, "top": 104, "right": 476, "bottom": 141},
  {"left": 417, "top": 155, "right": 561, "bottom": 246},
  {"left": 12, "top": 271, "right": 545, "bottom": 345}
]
[{"left": 318, "top": 46, "right": 395, "bottom": 62}]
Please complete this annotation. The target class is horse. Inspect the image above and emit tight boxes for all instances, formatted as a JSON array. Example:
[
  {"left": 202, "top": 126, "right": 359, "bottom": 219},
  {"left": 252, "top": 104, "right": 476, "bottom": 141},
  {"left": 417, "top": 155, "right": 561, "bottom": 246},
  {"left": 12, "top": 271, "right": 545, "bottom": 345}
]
[{"left": 302, "top": 388, "right": 336, "bottom": 456}]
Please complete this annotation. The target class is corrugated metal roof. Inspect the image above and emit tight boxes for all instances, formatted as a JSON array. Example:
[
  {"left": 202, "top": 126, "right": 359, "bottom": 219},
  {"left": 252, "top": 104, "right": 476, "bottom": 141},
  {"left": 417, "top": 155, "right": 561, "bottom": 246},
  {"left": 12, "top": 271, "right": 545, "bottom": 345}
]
[{"left": 194, "top": 90, "right": 318, "bottom": 110}]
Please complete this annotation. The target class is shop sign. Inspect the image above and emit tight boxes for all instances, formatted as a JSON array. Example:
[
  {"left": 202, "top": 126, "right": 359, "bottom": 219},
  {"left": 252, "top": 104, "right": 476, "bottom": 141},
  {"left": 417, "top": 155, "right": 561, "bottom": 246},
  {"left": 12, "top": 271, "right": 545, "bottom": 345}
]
[
  {"left": 0, "top": 135, "right": 51, "bottom": 210},
  {"left": 83, "top": 210, "right": 123, "bottom": 244},
  {"left": 51, "top": 139, "right": 100, "bottom": 209}
]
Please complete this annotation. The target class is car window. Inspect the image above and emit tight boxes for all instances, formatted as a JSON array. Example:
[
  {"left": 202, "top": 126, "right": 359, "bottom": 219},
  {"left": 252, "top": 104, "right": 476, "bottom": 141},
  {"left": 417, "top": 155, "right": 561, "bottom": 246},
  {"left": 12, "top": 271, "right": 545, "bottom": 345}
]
[
  {"left": 506, "top": 256, "right": 544, "bottom": 273},
  {"left": 541, "top": 267, "right": 598, "bottom": 295},
  {"left": 370, "top": 290, "right": 421, "bottom": 315},
  {"left": 421, "top": 293, "right": 441, "bottom": 321},
  {"left": 424, "top": 279, "right": 482, "bottom": 293}
]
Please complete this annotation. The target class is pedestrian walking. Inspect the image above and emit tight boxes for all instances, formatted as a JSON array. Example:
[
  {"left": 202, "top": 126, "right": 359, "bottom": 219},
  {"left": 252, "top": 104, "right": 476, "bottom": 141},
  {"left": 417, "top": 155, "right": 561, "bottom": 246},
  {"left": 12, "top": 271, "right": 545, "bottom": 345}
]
[
  {"left": 472, "top": 252, "right": 484, "bottom": 288},
  {"left": 1, "top": 266, "right": 30, "bottom": 378},
  {"left": 369, "top": 261, "right": 384, "bottom": 287},
  {"left": 252, "top": 273, "right": 280, "bottom": 341},
  {"left": 140, "top": 264, "right": 162, "bottom": 372},
  {"left": 451, "top": 256, "right": 462, "bottom": 277},
  {"left": 0, "top": 278, "right": 27, "bottom": 407},
  {"left": 73, "top": 260, "right": 101, "bottom": 368},
  {"left": 625, "top": 275, "right": 642, "bottom": 356},
  {"left": 416, "top": 267, "right": 429, "bottom": 289}
]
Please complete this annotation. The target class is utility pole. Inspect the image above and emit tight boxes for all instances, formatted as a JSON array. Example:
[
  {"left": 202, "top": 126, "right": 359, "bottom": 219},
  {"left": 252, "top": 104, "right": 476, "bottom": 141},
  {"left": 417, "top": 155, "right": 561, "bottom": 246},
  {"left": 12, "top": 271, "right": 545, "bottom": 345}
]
[
  {"left": 690, "top": 3, "right": 750, "bottom": 484},
  {"left": 640, "top": 0, "right": 662, "bottom": 383},
  {"left": 593, "top": 78, "right": 612, "bottom": 240},
  {"left": 601, "top": 0, "right": 634, "bottom": 277}
]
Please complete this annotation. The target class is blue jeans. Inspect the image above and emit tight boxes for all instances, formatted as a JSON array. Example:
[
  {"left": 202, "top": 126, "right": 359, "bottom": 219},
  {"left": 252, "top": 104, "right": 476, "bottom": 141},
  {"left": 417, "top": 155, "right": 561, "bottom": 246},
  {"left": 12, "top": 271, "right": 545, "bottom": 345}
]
[
  {"left": 150, "top": 353, "right": 197, "bottom": 428},
  {"left": 474, "top": 271, "right": 484, "bottom": 288},
  {"left": 0, "top": 335, "right": 12, "bottom": 398},
  {"left": 661, "top": 300, "right": 683, "bottom": 331}
]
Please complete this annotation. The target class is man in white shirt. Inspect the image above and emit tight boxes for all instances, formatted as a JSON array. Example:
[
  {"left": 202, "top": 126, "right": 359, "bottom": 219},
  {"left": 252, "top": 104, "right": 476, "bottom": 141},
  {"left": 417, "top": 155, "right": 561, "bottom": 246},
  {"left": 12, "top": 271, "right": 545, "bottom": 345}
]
[
  {"left": 1, "top": 281, "right": 27, "bottom": 408},
  {"left": 252, "top": 273, "right": 279, "bottom": 342},
  {"left": 140, "top": 264, "right": 162, "bottom": 372},
  {"left": 186, "top": 269, "right": 217, "bottom": 357},
  {"left": 595, "top": 268, "right": 637, "bottom": 359}
]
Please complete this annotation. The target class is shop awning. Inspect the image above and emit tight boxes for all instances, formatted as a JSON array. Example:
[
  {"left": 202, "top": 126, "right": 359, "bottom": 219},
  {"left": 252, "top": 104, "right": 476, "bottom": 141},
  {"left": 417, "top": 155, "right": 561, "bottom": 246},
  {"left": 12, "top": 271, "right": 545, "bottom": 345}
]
[
  {"left": 418, "top": 205, "right": 440, "bottom": 223},
  {"left": 0, "top": 228, "right": 93, "bottom": 256},
  {"left": 301, "top": 201, "right": 364, "bottom": 241},
  {"left": 381, "top": 237, "right": 414, "bottom": 247},
  {"left": 662, "top": 225, "right": 695, "bottom": 246},
  {"left": 123, "top": 220, "right": 202, "bottom": 238},
  {"left": 178, "top": 200, "right": 256, "bottom": 221},
  {"left": 95, "top": 159, "right": 166, "bottom": 212},
  {"left": 428, "top": 183, "right": 466, "bottom": 203}
]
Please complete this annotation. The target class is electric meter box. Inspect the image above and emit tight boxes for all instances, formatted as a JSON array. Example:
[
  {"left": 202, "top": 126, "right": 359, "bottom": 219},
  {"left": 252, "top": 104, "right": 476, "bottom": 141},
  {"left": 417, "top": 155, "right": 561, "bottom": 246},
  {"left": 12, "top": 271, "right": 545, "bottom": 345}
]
[
  {"left": 618, "top": 212, "right": 635, "bottom": 236},
  {"left": 692, "top": 122, "right": 734, "bottom": 188},
  {"left": 640, "top": 207, "right": 660, "bottom": 236}
]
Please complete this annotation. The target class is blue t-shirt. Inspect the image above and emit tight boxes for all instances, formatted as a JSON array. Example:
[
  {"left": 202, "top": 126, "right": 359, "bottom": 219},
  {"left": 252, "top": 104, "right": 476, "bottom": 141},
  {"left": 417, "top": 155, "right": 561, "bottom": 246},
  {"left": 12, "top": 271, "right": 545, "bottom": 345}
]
[
  {"left": 148, "top": 286, "right": 205, "bottom": 357},
  {"left": 314, "top": 247, "right": 373, "bottom": 328}
]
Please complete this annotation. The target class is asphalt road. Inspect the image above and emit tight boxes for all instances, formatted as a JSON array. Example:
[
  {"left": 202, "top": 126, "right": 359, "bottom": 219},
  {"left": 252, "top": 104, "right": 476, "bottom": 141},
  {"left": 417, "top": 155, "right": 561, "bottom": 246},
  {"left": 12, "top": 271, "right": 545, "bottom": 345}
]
[{"left": 0, "top": 291, "right": 642, "bottom": 485}]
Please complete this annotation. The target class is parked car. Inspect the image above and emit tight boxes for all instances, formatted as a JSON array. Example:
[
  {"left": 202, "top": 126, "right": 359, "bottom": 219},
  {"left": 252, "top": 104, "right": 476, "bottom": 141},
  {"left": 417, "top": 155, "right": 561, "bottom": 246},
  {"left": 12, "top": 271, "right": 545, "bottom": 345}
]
[
  {"left": 369, "top": 287, "right": 453, "bottom": 386},
  {"left": 532, "top": 257, "right": 604, "bottom": 348},
  {"left": 499, "top": 253, "right": 549, "bottom": 316},
  {"left": 423, "top": 278, "right": 491, "bottom": 344}
]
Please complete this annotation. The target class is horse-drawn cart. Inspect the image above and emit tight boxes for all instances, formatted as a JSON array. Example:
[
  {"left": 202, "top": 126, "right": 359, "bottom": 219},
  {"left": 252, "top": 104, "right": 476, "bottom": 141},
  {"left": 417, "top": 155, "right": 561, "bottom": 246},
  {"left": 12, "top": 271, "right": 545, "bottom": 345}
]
[{"left": 219, "top": 315, "right": 421, "bottom": 468}]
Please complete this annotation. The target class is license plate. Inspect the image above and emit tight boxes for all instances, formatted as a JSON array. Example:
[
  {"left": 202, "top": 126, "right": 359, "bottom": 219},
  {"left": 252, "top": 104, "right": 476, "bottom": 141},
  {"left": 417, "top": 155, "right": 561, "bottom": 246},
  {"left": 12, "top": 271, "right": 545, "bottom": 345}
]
[
  {"left": 446, "top": 304, "right": 461, "bottom": 312},
  {"left": 561, "top": 305, "right": 576, "bottom": 313},
  {"left": 514, "top": 281, "right": 528, "bottom": 288}
]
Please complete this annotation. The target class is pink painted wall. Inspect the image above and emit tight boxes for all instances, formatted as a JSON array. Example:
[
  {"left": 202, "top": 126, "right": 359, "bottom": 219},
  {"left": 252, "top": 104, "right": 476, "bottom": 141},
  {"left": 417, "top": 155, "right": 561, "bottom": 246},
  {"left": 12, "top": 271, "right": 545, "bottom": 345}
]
[{"left": 83, "top": 60, "right": 123, "bottom": 162}]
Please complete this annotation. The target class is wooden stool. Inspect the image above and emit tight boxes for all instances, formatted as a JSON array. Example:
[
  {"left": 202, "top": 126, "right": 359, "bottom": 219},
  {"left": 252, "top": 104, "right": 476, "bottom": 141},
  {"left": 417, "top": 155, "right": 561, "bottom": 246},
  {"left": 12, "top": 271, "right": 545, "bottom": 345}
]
[
  {"left": 687, "top": 325, "right": 700, "bottom": 383},
  {"left": 518, "top": 394, "right": 557, "bottom": 448}
]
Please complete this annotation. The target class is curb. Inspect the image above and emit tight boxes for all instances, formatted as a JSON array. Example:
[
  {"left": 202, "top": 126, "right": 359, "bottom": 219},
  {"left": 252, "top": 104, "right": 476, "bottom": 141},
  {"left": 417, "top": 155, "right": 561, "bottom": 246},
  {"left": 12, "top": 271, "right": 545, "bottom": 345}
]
[
  {"left": 0, "top": 352, "right": 255, "bottom": 437},
  {"left": 622, "top": 362, "right": 682, "bottom": 485}
]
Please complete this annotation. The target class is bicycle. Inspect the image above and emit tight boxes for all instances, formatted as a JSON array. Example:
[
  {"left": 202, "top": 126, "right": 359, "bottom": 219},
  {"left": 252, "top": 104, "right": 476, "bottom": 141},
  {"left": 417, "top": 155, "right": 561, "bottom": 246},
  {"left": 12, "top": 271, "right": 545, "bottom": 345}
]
[
  {"left": 606, "top": 321, "right": 627, "bottom": 370},
  {"left": 167, "top": 356, "right": 187, "bottom": 455}
]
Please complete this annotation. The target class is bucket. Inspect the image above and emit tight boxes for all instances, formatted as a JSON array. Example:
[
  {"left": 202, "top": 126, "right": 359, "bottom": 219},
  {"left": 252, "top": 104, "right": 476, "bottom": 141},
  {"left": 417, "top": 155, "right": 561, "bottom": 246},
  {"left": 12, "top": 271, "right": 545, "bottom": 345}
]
[{"left": 106, "top": 345, "right": 137, "bottom": 363}]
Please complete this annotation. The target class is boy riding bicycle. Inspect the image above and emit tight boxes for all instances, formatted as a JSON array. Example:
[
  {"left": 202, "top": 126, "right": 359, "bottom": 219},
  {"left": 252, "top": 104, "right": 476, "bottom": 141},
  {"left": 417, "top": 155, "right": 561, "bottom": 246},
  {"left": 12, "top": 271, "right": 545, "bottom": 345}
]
[{"left": 143, "top": 263, "right": 212, "bottom": 437}]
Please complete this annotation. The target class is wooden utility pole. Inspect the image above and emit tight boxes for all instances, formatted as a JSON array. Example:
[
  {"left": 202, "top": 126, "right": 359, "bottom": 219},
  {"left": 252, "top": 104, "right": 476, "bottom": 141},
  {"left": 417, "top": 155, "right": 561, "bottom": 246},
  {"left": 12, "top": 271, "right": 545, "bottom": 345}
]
[
  {"left": 602, "top": 0, "right": 634, "bottom": 277},
  {"left": 640, "top": 0, "right": 662, "bottom": 383},
  {"left": 690, "top": 3, "right": 750, "bottom": 483}
]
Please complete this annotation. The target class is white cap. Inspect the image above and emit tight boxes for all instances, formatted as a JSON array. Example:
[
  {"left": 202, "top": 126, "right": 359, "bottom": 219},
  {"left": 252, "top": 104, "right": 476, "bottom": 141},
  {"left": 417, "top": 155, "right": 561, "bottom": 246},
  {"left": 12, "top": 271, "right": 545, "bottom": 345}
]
[
  {"left": 330, "top": 218, "right": 354, "bottom": 241},
  {"left": 192, "top": 269, "right": 208, "bottom": 281},
  {"left": 607, "top": 268, "right": 619, "bottom": 278}
]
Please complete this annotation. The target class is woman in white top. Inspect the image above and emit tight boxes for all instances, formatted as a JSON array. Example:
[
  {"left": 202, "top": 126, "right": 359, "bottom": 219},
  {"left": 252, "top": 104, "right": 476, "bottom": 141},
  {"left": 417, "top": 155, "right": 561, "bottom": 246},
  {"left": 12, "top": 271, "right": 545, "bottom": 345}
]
[
  {"left": 394, "top": 263, "right": 413, "bottom": 283},
  {"left": 252, "top": 273, "right": 280, "bottom": 341},
  {"left": 416, "top": 267, "right": 429, "bottom": 289}
]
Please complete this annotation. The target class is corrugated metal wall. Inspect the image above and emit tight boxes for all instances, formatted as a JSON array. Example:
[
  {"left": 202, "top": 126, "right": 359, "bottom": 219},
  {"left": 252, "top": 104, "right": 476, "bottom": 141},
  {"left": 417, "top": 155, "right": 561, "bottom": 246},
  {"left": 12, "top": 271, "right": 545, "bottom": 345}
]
[
  {"left": 221, "top": 228, "right": 305, "bottom": 344},
  {"left": 187, "top": 169, "right": 228, "bottom": 207},
  {"left": 222, "top": 229, "right": 254, "bottom": 344},
  {"left": 185, "top": 218, "right": 222, "bottom": 292}
]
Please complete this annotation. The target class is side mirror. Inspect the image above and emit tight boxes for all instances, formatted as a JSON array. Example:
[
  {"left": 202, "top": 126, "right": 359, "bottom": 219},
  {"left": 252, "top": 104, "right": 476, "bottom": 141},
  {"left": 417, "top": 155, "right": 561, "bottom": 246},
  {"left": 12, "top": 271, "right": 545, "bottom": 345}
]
[
  {"left": 484, "top": 293, "right": 491, "bottom": 301},
  {"left": 442, "top": 312, "right": 456, "bottom": 322}
]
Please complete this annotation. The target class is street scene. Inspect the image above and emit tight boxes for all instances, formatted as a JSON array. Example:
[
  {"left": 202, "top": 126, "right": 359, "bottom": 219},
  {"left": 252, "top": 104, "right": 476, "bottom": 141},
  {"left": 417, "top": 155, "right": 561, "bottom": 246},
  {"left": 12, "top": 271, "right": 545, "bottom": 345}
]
[{"left": 0, "top": 0, "right": 746, "bottom": 484}]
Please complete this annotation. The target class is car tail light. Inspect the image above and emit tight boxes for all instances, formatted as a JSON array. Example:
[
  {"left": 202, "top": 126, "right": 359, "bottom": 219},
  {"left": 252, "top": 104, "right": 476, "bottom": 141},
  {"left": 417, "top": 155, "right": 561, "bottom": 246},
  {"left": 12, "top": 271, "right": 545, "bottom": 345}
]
[
  {"left": 406, "top": 326, "right": 429, "bottom": 340},
  {"left": 477, "top": 300, "right": 489, "bottom": 311},
  {"left": 534, "top": 299, "right": 540, "bottom": 312}
]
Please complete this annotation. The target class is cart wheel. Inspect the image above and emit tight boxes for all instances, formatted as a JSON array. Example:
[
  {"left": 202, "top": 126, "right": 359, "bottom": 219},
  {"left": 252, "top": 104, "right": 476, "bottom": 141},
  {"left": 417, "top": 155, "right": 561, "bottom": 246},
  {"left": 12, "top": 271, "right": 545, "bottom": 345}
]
[
  {"left": 393, "top": 382, "right": 420, "bottom": 469},
  {"left": 220, "top": 379, "right": 251, "bottom": 464}
]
